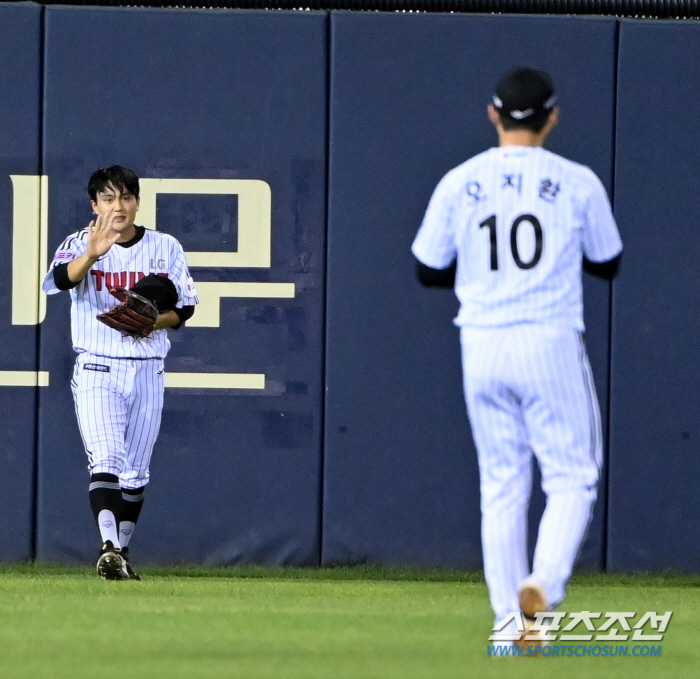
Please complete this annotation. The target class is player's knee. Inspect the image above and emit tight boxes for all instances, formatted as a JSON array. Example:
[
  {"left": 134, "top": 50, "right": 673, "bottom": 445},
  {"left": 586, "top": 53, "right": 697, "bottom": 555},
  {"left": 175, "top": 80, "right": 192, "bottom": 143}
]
[
  {"left": 90, "top": 463, "right": 123, "bottom": 477},
  {"left": 542, "top": 479, "right": 597, "bottom": 503}
]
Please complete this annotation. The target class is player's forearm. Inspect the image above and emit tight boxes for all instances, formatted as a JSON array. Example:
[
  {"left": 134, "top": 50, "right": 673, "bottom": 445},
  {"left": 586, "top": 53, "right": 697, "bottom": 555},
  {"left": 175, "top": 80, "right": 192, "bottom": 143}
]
[
  {"left": 153, "top": 309, "right": 181, "bottom": 331},
  {"left": 67, "top": 252, "right": 100, "bottom": 283}
]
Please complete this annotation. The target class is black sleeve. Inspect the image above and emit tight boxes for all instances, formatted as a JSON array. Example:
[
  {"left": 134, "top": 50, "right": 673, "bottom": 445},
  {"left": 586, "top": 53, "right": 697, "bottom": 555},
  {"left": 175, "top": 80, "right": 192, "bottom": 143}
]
[
  {"left": 416, "top": 258, "right": 457, "bottom": 288},
  {"left": 52, "top": 263, "right": 80, "bottom": 291},
  {"left": 582, "top": 252, "right": 622, "bottom": 280},
  {"left": 172, "top": 305, "right": 195, "bottom": 329}
]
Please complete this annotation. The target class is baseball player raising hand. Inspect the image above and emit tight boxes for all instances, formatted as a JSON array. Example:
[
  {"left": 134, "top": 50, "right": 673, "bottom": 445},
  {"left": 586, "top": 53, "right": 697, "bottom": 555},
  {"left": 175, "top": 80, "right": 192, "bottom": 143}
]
[
  {"left": 86, "top": 211, "right": 121, "bottom": 255},
  {"left": 412, "top": 68, "right": 622, "bottom": 647},
  {"left": 43, "top": 166, "right": 199, "bottom": 580}
]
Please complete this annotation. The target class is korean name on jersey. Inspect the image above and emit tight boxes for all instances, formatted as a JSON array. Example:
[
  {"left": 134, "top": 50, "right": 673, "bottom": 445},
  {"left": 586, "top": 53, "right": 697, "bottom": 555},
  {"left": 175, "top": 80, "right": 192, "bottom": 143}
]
[
  {"left": 412, "top": 146, "right": 622, "bottom": 330},
  {"left": 43, "top": 228, "right": 199, "bottom": 359}
]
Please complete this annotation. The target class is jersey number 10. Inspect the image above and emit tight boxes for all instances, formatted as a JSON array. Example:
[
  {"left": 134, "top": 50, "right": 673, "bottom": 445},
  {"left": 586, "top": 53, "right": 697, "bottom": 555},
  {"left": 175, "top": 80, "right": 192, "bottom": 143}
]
[{"left": 479, "top": 213, "right": 543, "bottom": 271}]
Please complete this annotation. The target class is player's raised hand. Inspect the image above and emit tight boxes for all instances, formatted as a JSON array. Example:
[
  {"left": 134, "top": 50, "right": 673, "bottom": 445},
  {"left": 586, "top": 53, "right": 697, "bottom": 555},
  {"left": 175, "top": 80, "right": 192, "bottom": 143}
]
[{"left": 86, "top": 211, "right": 120, "bottom": 259}]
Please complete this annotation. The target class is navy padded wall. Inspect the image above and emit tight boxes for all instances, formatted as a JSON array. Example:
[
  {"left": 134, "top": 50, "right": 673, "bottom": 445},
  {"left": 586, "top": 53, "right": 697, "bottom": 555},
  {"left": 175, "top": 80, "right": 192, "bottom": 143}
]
[
  {"left": 609, "top": 19, "right": 700, "bottom": 571},
  {"left": 38, "top": 7, "right": 327, "bottom": 565},
  {"left": 0, "top": 2, "right": 42, "bottom": 561},
  {"left": 324, "top": 12, "right": 617, "bottom": 568}
]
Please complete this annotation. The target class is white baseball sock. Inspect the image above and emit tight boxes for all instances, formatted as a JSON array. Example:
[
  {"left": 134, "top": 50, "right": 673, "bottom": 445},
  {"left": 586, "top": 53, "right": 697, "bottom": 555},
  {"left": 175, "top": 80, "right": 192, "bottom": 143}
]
[{"left": 97, "top": 509, "right": 121, "bottom": 549}]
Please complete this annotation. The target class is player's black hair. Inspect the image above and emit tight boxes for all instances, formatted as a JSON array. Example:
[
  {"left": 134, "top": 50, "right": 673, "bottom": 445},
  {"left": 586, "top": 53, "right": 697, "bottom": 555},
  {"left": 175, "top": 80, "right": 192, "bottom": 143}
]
[
  {"left": 88, "top": 165, "right": 140, "bottom": 201},
  {"left": 492, "top": 67, "right": 557, "bottom": 133}
]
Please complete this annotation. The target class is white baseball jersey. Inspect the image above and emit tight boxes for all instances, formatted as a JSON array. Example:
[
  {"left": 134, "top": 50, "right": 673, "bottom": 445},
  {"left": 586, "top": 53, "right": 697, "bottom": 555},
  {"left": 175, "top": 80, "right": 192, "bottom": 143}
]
[
  {"left": 44, "top": 225, "right": 198, "bottom": 492},
  {"left": 413, "top": 144, "right": 622, "bottom": 634},
  {"left": 412, "top": 146, "right": 622, "bottom": 330},
  {"left": 43, "top": 227, "right": 198, "bottom": 359}
]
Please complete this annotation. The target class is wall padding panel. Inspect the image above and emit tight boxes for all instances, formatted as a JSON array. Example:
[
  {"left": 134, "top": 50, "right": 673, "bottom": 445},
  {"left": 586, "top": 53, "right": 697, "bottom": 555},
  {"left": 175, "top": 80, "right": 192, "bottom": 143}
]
[
  {"left": 324, "top": 12, "right": 617, "bottom": 568},
  {"left": 0, "top": 2, "right": 42, "bottom": 561},
  {"left": 609, "top": 19, "right": 700, "bottom": 571},
  {"left": 37, "top": 7, "right": 327, "bottom": 565}
]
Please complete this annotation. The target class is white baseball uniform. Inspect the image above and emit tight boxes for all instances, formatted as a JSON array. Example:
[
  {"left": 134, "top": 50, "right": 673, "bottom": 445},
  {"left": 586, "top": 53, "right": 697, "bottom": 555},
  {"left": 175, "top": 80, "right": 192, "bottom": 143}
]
[
  {"left": 43, "top": 226, "right": 198, "bottom": 489},
  {"left": 412, "top": 145, "right": 622, "bottom": 624}
]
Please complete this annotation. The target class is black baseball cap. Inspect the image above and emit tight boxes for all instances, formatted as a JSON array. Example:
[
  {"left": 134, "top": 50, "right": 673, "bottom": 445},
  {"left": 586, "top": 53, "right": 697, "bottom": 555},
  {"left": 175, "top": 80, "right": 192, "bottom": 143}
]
[
  {"left": 131, "top": 274, "right": 178, "bottom": 312},
  {"left": 491, "top": 67, "right": 557, "bottom": 123}
]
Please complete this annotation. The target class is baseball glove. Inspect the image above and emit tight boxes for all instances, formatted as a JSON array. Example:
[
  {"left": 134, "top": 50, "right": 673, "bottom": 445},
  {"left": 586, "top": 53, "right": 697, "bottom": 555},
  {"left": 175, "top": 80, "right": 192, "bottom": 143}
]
[{"left": 96, "top": 288, "right": 159, "bottom": 338}]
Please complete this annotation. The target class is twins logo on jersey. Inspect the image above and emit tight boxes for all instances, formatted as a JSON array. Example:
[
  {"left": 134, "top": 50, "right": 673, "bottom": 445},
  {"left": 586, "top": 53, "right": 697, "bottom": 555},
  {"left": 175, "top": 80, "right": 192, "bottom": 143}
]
[{"left": 90, "top": 271, "right": 169, "bottom": 291}]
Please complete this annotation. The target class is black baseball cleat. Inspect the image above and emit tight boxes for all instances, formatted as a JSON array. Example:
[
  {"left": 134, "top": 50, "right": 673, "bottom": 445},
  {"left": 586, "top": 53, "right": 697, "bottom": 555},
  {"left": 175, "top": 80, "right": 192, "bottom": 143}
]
[
  {"left": 119, "top": 547, "right": 141, "bottom": 581},
  {"left": 96, "top": 541, "right": 128, "bottom": 580}
]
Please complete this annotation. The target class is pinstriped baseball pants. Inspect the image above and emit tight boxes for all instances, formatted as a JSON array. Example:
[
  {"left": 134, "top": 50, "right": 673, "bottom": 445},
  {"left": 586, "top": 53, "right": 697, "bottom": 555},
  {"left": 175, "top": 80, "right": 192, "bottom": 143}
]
[
  {"left": 460, "top": 323, "right": 601, "bottom": 624},
  {"left": 71, "top": 353, "right": 165, "bottom": 490}
]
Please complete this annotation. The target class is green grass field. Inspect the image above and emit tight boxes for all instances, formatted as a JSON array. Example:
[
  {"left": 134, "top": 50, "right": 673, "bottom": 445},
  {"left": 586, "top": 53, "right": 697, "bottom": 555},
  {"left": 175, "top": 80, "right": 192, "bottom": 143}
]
[{"left": 0, "top": 565, "right": 697, "bottom": 679}]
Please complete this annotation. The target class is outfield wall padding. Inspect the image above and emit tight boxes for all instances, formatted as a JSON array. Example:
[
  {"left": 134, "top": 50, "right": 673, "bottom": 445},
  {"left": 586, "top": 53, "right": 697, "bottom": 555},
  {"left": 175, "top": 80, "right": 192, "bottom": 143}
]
[
  {"left": 0, "top": 2, "right": 42, "bottom": 561},
  {"left": 608, "top": 19, "right": 700, "bottom": 572},
  {"left": 0, "top": 6, "right": 696, "bottom": 571},
  {"left": 36, "top": 6, "right": 327, "bottom": 565},
  {"left": 322, "top": 12, "right": 617, "bottom": 568}
]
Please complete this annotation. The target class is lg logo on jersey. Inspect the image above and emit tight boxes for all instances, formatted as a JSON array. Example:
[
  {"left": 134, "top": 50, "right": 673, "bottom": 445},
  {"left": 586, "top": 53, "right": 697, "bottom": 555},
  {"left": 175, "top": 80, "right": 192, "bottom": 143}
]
[{"left": 8, "top": 176, "right": 295, "bottom": 328}]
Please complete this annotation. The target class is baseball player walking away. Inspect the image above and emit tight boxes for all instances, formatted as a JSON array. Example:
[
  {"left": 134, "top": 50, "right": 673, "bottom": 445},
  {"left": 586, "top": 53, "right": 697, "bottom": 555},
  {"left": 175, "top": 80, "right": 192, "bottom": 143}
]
[
  {"left": 43, "top": 166, "right": 199, "bottom": 580},
  {"left": 412, "top": 68, "right": 622, "bottom": 647}
]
